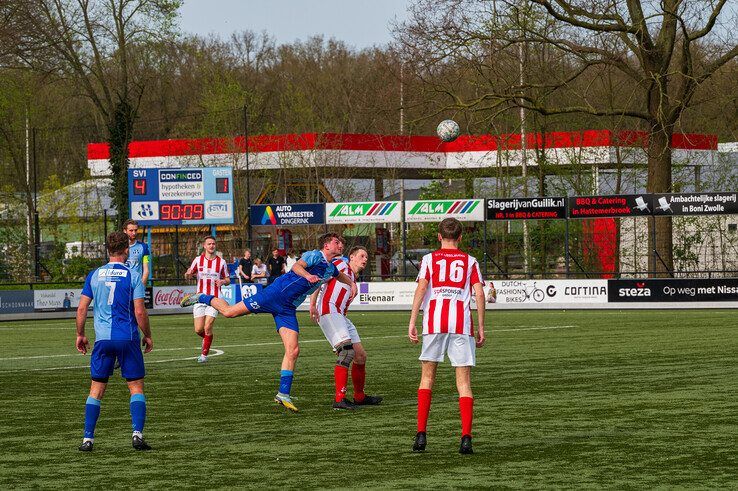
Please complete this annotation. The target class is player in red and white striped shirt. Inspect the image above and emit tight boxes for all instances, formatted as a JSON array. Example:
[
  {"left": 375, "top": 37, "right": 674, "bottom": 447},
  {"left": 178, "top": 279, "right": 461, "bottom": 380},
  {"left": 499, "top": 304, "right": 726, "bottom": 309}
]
[
  {"left": 408, "top": 218, "right": 486, "bottom": 454},
  {"left": 310, "top": 246, "right": 383, "bottom": 410},
  {"left": 184, "top": 236, "right": 230, "bottom": 363}
]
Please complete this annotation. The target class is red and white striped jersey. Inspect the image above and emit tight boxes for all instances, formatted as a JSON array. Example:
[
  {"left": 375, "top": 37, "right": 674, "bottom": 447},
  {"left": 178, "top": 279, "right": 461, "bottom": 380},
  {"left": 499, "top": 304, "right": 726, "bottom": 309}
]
[
  {"left": 187, "top": 254, "right": 228, "bottom": 297},
  {"left": 317, "top": 259, "right": 355, "bottom": 316},
  {"left": 417, "top": 248, "right": 484, "bottom": 336}
]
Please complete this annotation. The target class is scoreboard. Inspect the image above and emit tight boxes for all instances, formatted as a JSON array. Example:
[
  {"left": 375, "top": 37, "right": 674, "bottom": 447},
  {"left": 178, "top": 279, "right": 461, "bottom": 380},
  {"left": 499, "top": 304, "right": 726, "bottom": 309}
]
[{"left": 127, "top": 167, "right": 234, "bottom": 226}]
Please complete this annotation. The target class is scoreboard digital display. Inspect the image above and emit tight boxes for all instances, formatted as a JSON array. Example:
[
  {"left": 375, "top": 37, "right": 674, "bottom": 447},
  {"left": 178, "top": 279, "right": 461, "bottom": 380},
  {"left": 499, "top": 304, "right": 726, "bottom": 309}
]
[{"left": 127, "top": 167, "right": 234, "bottom": 226}]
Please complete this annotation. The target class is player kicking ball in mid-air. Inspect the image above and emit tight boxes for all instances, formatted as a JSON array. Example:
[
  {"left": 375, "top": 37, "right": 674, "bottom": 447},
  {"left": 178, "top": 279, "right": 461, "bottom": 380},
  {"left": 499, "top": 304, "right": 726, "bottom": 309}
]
[
  {"left": 310, "top": 246, "right": 383, "bottom": 410},
  {"left": 408, "top": 218, "right": 486, "bottom": 454},
  {"left": 75, "top": 231, "right": 153, "bottom": 452},
  {"left": 180, "top": 233, "right": 357, "bottom": 412},
  {"left": 184, "top": 235, "right": 230, "bottom": 363}
]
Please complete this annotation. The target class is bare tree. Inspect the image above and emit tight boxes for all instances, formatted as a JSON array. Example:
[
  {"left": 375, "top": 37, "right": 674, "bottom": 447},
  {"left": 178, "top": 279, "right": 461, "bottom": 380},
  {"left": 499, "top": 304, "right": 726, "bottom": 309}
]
[
  {"left": 17, "top": 0, "right": 180, "bottom": 227},
  {"left": 396, "top": 0, "right": 738, "bottom": 275}
]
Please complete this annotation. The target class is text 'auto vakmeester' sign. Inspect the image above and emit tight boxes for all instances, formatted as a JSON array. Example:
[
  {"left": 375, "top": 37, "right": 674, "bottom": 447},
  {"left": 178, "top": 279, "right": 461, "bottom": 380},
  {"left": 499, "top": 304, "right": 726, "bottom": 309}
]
[
  {"left": 250, "top": 203, "right": 325, "bottom": 226},
  {"left": 326, "top": 201, "right": 402, "bottom": 224},
  {"left": 405, "top": 199, "right": 484, "bottom": 222}
]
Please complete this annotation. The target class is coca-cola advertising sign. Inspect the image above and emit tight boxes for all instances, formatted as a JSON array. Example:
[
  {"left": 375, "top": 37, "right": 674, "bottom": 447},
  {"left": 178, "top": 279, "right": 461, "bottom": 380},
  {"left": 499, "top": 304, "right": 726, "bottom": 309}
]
[{"left": 153, "top": 285, "right": 196, "bottom": 309}]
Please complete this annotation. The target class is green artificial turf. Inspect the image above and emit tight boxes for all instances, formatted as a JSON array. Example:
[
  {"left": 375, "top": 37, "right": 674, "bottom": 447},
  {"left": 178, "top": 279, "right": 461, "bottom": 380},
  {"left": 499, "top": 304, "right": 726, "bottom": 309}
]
[{"left": 1, "top": 310, "right": 737, "bottom": 488}]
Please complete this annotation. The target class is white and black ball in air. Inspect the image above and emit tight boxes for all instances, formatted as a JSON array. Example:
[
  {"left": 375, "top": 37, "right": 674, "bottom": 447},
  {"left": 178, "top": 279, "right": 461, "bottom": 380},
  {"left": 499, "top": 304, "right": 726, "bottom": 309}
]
[{"left": 436, "top": 119, "right": 460, "bottom": 142}]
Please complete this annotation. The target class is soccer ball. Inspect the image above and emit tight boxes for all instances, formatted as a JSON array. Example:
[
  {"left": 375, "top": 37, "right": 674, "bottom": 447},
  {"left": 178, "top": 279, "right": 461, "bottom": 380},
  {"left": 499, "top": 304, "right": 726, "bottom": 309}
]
[{"left": 436, "top": 119, "right": 460, "bottom": 142}]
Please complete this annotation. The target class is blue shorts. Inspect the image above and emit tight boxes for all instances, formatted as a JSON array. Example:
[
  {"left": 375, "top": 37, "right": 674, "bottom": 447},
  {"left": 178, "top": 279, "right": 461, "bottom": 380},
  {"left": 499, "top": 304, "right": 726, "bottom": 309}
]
[
  {"left": 90, "top": 340, "right": 145, "bottom": 381},
  {"left": 242, "top": 289, "right": 300, "bottom": 332}
]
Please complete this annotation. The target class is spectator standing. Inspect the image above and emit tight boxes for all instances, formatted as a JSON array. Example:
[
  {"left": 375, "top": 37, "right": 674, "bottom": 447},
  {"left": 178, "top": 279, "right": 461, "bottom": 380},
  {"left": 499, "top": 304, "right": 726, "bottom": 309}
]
[
  {"left": 266, "top": 249, "right": 286, "bottom": 285},
  {"left": 237, "top": 249, "right": 253, "bottom": 283}
]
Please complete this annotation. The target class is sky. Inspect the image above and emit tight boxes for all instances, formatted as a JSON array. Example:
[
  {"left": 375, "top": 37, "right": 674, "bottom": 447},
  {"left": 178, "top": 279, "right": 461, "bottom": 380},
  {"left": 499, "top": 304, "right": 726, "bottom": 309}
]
[{"left": 178, "top": 0, "right": 412, "bottom": 49}]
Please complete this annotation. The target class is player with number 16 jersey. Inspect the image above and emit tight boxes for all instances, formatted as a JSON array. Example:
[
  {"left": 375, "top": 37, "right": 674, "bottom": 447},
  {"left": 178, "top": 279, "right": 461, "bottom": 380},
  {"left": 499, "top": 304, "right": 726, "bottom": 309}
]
[{"left": 408, "top": 218, "right": 486, "bottom": 455}]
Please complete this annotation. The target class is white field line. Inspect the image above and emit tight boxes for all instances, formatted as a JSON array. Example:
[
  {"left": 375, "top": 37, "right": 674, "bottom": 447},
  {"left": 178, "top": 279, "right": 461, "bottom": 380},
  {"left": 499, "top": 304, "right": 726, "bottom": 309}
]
[
  {"left": 0, "top": 326, "right": 574, "bottom": 365},
  {"left": 4, "top": 349, "right": 224, "bottom": 372}
]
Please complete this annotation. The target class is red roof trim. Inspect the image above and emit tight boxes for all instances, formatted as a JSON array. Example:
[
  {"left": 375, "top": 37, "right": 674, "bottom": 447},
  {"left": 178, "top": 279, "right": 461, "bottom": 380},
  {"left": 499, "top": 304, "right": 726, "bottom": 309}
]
[{"left": 86, "top": 129, "right": 718, "bottom": 160}]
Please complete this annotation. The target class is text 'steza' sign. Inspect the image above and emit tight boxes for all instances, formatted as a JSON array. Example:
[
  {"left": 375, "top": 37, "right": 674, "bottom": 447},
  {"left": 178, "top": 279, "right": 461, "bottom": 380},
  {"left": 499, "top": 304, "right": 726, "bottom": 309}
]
[
  {"left": 568, "top": 194, "right": 653, "bottom": 218},
  {"left": 608, "top": 278, "right": 738, "bottom": 302},
  {"left": 487, "top": 197, "right": 567, "bottom": 220},
  {"left": 250, "top": 203, "right": 325, "bottom": 226},
  {"left": 653, "top": 193, "right": 738, "bottom": 216}
]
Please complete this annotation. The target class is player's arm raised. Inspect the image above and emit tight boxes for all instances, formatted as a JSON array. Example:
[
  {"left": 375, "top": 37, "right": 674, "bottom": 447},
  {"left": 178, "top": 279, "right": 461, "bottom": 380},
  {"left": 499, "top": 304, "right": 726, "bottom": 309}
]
[
  {"left": 134, "top": 298, "right": 153, "bottom": 353},
  {"left": 291, "top": 259, "right": 320, "bottom": 283},
  {"left": 473, "top": 282, "right": 486, "bottom": 348},
  {"left": 408, "top": 278, "right": 428, "bottom": 344},
  {"left": 75, "top": 295, "right": 92, "bottom": 354}
]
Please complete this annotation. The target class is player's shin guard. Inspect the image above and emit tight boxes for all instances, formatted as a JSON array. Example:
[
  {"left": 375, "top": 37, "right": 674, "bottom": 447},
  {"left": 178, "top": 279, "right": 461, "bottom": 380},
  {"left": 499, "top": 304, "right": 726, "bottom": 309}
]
[
  {"left": 84, "top": 396, "right": 101, "bottom": 440},
  {"left": 459, "top": 396, "right": 473, "bottom": 437},
  {"left": 202, "top": 334, "right": 213, "bottom": 356},
  {"left": 351, "top": 363, "right": 366, "bottom": 403},
  {"left": 417, "top": 389, "right": 432, "bottom": 433},
  {"left": 279, "top": 369, "right": 294, "bottom": 396},
  {"left": 130, "top": 394, "right": 146, "bottom": 433},
  {"left": 334, "top": 365, "right": 349, "bottom": 402}
]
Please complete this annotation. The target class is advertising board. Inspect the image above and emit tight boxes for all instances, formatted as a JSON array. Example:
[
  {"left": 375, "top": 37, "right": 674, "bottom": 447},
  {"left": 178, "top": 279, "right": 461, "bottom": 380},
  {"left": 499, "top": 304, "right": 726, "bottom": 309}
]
[
  {"left": 251, "top": 203, "right": 325, "bottom": 226},
  {"left": 485, "top": 280, "right": 609, "bottom": 305},
  {"left": 326, "top": 201, "right": 402, "bottom": 224},
  {"left": 568, "top": 194, "right": 653, "bottom": 218},
  {"left": 487, "top": 197, "right": 567, "bottom": 220},
  {"left": 608, "top": 278, "right": 738, "bottom": 302}
]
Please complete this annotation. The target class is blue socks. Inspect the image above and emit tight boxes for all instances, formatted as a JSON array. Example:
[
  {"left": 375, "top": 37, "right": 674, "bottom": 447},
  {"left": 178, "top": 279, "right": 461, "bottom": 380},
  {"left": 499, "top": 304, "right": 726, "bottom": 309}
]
[
  {"left": 199, "top": 294, "right": 215, "bottom": 305},
  {"left": 279, "top": 370, "right": 294, "bottom": 395},
  {"left": 84, "top": 396, "right": 101, "bottom": 439},
  {"left": 83, "top": 394, "right": 147, "bottom": 440},
  {"left": 130, "top": 394, "right": 146, "bottom": 433}
]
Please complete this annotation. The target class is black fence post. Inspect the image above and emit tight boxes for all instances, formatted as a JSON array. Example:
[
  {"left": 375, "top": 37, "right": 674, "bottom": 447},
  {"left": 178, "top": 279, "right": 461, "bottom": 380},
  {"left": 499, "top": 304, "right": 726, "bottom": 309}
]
[
  {"left": 32, "top": 127, "right": 39, "bottom": 280},
  {"left": 174, "top": 225, "right": 180, "bottom": 279},
  {"left": 243, "top": 105, "right": 253, "bottom": 252},
  {"left": 564, "top": 217, "right": 570, "bottom": 278},
  {"left": 483, "top": 218, "right": 488, "bottom": 277}
]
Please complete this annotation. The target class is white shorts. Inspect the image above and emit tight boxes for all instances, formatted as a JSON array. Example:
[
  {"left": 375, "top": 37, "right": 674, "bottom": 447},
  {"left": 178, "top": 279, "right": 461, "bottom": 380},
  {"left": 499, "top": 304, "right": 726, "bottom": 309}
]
[
  {"left": 318, "top": 313, "right": 361, "bottom": 348},
  {"left": 193, "top": 303, "right": 218, "bottom": 319},
  {"left": 419, "top": 333, "right": 476, "bottom": 367}
]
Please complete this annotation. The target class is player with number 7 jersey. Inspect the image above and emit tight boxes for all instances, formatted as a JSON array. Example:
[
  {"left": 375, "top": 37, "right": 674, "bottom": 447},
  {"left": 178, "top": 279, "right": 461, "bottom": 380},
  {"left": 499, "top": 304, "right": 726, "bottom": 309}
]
[{"left": 408, "top": 218, "right": 486, "bottom": 455}]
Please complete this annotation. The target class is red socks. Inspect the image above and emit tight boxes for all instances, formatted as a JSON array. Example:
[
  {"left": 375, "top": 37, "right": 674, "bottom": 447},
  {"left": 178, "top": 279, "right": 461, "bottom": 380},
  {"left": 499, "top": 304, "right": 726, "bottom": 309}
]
[
  {"left": 417, "top": 391, "right": 474, "bottom": 436},
  {"left": 352, "top": 363, "right": 366, "bottom": 402},
  {"left": 459, "top": 397, "right": 474, "bottom": 436},
  {"left": 334, "top": 365, "right": 349, "bottom": 402},
  {"left": 417, "top": 389, "right": 432, "bottom": 432},
  {"left": 201, "top": 334, "right": 213, "bottom": 356}
]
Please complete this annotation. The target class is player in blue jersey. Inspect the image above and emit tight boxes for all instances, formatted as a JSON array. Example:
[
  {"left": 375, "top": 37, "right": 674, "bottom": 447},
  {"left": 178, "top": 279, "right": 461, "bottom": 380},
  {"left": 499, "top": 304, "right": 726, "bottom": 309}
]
[
  {"left": 75, "top": 231, "right": 154, "bottom": 452},
  {"left": 123, "top": 219, "right": 150, "bottom": 285},
  {"left": 180, "top": 233, "right": 357, "bottom": 412}
]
